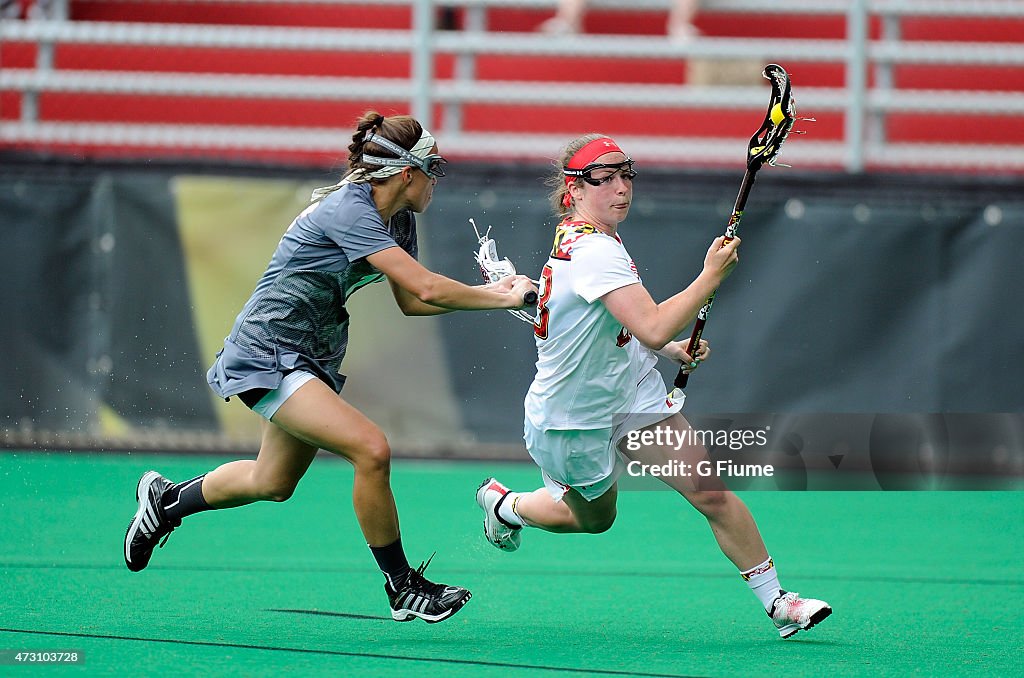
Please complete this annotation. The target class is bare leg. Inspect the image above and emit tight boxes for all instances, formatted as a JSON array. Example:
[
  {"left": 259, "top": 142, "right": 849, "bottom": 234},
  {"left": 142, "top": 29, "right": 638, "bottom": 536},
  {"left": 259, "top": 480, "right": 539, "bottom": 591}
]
[
  {"left": 620, "top": 412, "right": 769, "bottom": 570},
  {"left": 271, "top": 379, "right": 399, "bottom": 547},
  {"left": 507, "top": 488, "right": 579, "bottom": 531},
  {"left": 513, "top": 484, "right": 618, "bottom": 534},
  {"left": 202, "top": 419, "right": 317, "bottom": 506},
  {"left": 540, "top": 0, "right": 585, "bottom": 33},
  {"left": 667, "top": 0, "right": 699, "bottom": 38},
  {"left": 679, "top": 488, "right": 768, "bottom": 570},
  {"left": 202, "top": 378, "right": 400, "bottom": 547}
]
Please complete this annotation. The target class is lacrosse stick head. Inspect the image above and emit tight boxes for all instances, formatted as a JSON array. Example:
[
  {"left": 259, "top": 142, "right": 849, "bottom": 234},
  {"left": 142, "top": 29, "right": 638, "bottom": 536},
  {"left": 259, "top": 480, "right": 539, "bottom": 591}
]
[
  {"left": 476, "top": 242, "right": 537, "bottom": 308},
  {"left": 472, "top": 220, "right": 518, "bottom": 284},
  {"left": 476, "top": 246, "right": 518, "bottom": 283},
  {"left": 747, "top": 64, "right": 796, "bottom": 171},
  {"left": 468, "top": 218, "right": 538, "bottom": 322}
]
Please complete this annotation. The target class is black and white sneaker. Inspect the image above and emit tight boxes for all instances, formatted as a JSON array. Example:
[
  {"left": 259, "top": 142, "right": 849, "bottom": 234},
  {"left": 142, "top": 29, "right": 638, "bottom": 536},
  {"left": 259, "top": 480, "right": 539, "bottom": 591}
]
[
  {"left": 385, "top": 556, "right": 472, "bottom": 624},
  {"left": 124, "top": 471, "right": 179, "bottom": 572}
]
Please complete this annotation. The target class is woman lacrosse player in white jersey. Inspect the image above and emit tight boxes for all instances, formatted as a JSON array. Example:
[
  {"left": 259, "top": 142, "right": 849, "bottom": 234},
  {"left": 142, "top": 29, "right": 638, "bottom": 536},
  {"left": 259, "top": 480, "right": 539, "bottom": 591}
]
[
  {"left": 476, "top": 134, "right": 831, "bottom": 638},
  {"left": 123, "top": 111, "right": 536, "bottom": 624}
]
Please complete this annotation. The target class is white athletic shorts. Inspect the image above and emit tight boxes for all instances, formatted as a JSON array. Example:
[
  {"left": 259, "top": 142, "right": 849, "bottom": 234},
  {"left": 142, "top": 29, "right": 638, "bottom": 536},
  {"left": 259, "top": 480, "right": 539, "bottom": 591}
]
[
  {"left": 524, "top": 367, "right": 685, "bottom": 502},
  {"left": 251, "top": 370, "right": 318, "bottom": 421}
]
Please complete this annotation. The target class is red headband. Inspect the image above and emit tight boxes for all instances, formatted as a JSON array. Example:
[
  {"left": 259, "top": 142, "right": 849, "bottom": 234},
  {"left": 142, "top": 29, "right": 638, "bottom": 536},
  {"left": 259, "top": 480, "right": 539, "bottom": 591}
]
[
  {"left": 565, "top": 137, "right": 624, "bottom": 176},
  {"left": 562, "top": 137, "right": 625, "bottom": 207}
]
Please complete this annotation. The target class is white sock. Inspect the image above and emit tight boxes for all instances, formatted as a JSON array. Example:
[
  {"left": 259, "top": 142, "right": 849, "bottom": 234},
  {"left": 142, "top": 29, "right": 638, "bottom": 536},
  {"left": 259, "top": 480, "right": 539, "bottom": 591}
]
[
  {"left": 741, "top": 556, "right": 782, "bottom": 612},
  {"left": 496, "top": 492, "right": 525, "bottom": 528}
]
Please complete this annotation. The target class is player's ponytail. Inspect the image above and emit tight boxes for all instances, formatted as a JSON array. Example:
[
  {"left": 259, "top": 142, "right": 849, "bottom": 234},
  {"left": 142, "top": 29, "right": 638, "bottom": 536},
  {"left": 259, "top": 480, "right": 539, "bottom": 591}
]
[{"left": 347, "top": 112, "right": 386, "bottom": 169}]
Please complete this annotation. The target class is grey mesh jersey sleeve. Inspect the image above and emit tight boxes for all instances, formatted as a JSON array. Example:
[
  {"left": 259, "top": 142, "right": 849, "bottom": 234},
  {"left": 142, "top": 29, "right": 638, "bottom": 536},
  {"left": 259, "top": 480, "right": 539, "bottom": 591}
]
[{"left": 314, "top": 188, "right": 403, "bottom": 263}]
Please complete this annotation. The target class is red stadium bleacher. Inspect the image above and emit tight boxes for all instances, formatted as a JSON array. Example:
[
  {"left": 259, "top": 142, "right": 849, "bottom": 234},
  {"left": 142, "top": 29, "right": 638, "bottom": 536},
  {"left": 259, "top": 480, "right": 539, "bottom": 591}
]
[{"left": 1, "top": 0, "right": 1021, "bottom": 168}]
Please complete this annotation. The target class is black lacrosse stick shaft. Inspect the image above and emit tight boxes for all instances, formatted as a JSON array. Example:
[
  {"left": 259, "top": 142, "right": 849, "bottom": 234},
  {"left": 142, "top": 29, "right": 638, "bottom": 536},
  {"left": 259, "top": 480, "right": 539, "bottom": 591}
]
[
  {"left": 673, "top": 63, "right": 794, "bottom": 391},
  {"left": 674, "top": 169, "right": 757, "bottom": 390}
]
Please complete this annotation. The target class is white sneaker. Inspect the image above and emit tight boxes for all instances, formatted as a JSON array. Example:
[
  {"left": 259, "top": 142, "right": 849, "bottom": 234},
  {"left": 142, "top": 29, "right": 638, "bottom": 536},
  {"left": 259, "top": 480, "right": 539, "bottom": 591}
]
[
  {"left": 770, "top": 590, "right": 832, "bottom": 638},
  {"left": 475, "top": 478, "right": 522, "bottom": 552}
]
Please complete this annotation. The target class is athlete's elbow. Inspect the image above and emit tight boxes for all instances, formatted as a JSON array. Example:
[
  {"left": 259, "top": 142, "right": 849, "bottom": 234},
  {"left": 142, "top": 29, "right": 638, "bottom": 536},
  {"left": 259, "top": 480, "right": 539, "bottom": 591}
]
[
  {"left": 396, "top": 300, "right": 419, "bottom": 316},
  {"left": 410, "top": 274, "right": 444, "bottom": 306},
  {"left": 418, "top": 287, "right": 443, "bottom": 307},
  {"left": 634, "top": 330, "right": 671, "bottom": 351},
  {"left": 399, "top": 302, "right": 436, "bottom": 317},
  {"left": 616, "top": 311, "right": 671, "bottom": 349},
  {"left": 641, "top": 337, "right": 670, "bottom": 351}
]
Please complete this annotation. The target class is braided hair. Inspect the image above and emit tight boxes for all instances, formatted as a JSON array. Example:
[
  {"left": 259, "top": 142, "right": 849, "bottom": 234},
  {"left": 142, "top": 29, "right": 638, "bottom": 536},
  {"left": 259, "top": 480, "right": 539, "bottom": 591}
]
[
  {"left": 310, "top": 111, "right": 424, "bottom": 202},
  {"left": 346, "top": 112, "right": 423, "bottom": 178}
]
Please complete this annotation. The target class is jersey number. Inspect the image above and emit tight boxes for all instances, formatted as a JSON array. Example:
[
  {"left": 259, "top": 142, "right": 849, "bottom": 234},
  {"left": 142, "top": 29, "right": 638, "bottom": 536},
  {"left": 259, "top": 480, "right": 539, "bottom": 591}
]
[{"left": 533, "top": 264, "right": 554, "bottom": 339}]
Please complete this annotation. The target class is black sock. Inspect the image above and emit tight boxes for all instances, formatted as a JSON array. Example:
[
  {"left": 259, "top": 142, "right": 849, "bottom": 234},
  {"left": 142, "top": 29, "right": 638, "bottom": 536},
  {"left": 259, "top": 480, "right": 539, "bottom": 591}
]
[
  {"left": 161, "top": 474, "right": 212, "bottom": 523},
  {"left": 370, "top": 537, "right": 411, "bottom": 588}
]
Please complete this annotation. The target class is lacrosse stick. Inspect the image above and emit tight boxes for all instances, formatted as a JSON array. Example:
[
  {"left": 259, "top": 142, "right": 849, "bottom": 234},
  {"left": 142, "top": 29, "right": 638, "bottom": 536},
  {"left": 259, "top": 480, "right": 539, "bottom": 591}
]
[
  {"left": 471, "top": 218, "right": 538, "bottom": 324},
  {"left": 675, "top": 63, "right": 809, "bottom": 389}
]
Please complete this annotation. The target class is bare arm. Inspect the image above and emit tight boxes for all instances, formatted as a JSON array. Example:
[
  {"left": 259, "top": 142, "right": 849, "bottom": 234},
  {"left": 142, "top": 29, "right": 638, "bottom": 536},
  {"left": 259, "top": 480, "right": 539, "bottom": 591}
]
[
  {"left": 600, "top": 236, "right": 740, "bottom": 349},
  {"left": 388, "top": 277, "right": 524, "bottom": 316},
  {"left": 367, "top": 246, "right": 536, "bottom": 312},
  {"left": 388, "top": 278, "right": 452, "bottom": 316}
]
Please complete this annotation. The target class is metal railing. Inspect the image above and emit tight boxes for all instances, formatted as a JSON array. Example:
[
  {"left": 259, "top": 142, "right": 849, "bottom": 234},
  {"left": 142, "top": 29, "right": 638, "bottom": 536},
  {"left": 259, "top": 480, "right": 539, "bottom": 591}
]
[{"left": 1, "top": 0, "right": 1022, "bottom": 171}]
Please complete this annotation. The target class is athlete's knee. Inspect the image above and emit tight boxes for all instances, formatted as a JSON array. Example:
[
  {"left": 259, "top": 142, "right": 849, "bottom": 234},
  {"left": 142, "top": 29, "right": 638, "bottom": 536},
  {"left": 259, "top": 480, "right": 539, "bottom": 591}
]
[
  {"left": 265, "top": 485, "right": 297, "bottom": 503},
  {"left": 253, "top": 475, "right": 301, "bottom": 502},
  {"left": 352, "top": 432, "right": 392, "bottom": 474},
  {"left": 688, "top": 490, "right": 731, "bottom": 517},
  {"left": 579, "top": 509, "right": 617, "bottom": 534}
]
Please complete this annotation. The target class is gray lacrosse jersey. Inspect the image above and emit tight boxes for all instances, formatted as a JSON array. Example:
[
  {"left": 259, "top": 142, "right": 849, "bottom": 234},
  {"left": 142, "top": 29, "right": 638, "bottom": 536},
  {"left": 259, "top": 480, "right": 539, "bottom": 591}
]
[{"left": 207, "top": 182, "right": 417, "bottom": 399}]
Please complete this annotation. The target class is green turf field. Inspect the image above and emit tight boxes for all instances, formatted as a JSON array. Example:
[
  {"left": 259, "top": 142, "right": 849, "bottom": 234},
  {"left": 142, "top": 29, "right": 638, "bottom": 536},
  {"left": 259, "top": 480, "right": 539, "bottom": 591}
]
[{"left": 1, "top": 450, "right": 1021, "bottom": 677}]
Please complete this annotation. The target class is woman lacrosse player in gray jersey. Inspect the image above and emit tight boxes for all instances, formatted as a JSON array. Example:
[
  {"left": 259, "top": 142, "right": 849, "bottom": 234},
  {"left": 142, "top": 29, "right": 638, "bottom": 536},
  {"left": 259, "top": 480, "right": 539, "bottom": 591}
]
[
  {"left": 124, "top": 111, "right": 536, "bottom": 624},
  {"left": 475, "top": 134, "right": 831, "bottom": 639}
]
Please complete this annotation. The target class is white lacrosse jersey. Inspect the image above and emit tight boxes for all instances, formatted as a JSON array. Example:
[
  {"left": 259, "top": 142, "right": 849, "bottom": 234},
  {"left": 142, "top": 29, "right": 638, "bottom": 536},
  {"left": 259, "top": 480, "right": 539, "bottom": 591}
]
[{"left": 525, "top": 219, "right": 658, "bottom": 431}]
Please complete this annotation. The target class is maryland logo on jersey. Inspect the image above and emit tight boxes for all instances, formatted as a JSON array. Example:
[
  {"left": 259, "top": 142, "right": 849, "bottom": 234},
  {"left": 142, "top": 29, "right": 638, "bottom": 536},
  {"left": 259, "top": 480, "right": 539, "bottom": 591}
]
[{"left": 550, "top": 220, "right": 598, "bottom": 261}]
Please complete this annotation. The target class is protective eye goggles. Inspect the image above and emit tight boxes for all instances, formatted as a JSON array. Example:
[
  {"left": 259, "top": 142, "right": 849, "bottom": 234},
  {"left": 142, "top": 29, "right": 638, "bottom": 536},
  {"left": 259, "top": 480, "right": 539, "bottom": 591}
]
[
  {"left": 364, "top": 132, "right": 448, "bottom": 179},
  {"left": 563, "top": 159, "right": 636, "bottom": 186},
  {"left": 421, "top": 155, "right": 448, "bottom": 178}
]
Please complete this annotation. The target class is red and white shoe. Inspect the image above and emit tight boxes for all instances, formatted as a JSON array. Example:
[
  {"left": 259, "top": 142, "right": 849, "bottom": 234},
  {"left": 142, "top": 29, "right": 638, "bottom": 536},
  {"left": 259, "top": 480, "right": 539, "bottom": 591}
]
[
  {"left": 770, "top": 590, "right": 832, "bottom": 638},
  {"left": 475, "top": 477, "right": 522, "bottom": 552}
]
